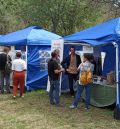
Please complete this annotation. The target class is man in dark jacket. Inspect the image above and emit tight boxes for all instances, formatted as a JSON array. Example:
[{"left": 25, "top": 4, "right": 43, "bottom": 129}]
[
  {"left": 61, "top": 46, "right": 81, "bottom": 96},
  {"left": 0, "top": 47, "right": 11, "bottom": 94}
]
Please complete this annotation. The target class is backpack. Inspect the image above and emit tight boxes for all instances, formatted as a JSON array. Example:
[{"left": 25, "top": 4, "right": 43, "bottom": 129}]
[
  {"left": 80, "top": 64, "right": 92, "bottom": 85},
  {"left": 5, "top": 55, "right": 12, "bottom": 74}
]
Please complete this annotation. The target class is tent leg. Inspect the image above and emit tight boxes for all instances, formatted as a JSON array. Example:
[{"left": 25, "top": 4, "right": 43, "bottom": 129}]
[
  {"left": 114, "top": 105, "right": 120, "bottom": 120},
  {"left": 113, "top": 42, "right": 120, "bottom": 120}
]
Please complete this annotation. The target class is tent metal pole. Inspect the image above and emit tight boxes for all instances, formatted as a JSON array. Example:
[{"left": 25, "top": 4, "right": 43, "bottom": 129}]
[
  {"left": 113, "top": 42, "right": 120, "bottom": 120},
  {"left": 25, "top": 45, "right": 28, "bottom": 88},
  {"left": 115, "top": 42, "right": 119, "bottom": 106},
  {"left": 113, "top": 42, "right": 119, "bottom": 106},
  {"left": 26, "top": 45, "right": 27, "bottom": 66}
]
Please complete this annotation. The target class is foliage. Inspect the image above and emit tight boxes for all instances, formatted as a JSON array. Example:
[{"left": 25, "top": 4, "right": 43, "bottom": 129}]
[
  {"left": 0, "top": 0, "right": 119, "bottom": 35},
  {"left": 0, "top": 0, "right": 26, "bottom": 33},
  {"left": 18, "top": 0, "right": 104, "bottom": 35}
]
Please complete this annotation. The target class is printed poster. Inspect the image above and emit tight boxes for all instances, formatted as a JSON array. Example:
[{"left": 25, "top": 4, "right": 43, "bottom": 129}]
[{"left": 39, "top": 50, "right": 51, "bottom": 71}]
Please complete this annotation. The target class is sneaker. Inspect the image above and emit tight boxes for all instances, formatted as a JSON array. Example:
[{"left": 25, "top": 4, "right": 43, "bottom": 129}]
[
  {"left": 13, "top": 96, "right": 16, "bottom": 99},
  {"left": 85, "top": 107, "right": 90, "bottom": 110},
  {"left": 69, "top": 105, "right": 77, "bottom": 109},
  {"left": 20, "top": 95, "right": 24, "bottom": 98}
]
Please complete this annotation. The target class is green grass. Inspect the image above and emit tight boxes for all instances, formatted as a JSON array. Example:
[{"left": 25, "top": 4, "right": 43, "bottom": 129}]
[{"left": 0, "top": 90, "right": 120, "bottom": 129}]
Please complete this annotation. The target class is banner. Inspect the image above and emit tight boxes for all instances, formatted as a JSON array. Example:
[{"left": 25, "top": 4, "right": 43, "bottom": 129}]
[
  {"left": 47, "top": 39, "right": 64, "bottom": 92},
  {"left": 83, "top": 46, "right": 93, "bottom": 53},
  {"left": 39, "top": 50, "right": 51, "bottom": 71},
  {"left": 51, "top": 39, "right": 64, "bottom": 62}
]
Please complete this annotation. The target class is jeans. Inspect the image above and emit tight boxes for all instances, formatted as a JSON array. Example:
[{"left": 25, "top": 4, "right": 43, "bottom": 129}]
[
  {"left": 73, "top": 82, "right": 91, "bottom": 108},
  {"left": 0, "top": 70, "right": 10, "bottom": 93},
  {"left": 49, "top": 77, "right": 60, "bottom": 105},
  {"left": 68, "top": 73, "right": 78, "bottom": 96}
]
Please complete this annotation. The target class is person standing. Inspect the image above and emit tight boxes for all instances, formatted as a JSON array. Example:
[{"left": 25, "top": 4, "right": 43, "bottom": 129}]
[
  {"left": 54, "top": 49, "right": 60, "bottom": 63},
  {"left": 69, "top": 53, "right": 94, "bottom": 109},
  {"left": 48, "top": 51, "right": 64, "bottom": 106},
  {"left": 12, "top": 52, "right": 26, "bottom": 98},
  {"left": 61, "top": 46, "right": 81, "bottom": 96},
  {"left": 53, "top": 49, "right": 62, "bottom": 69},
  {"left": 0, "top": 47, "right": 11, "bottom": 94}
]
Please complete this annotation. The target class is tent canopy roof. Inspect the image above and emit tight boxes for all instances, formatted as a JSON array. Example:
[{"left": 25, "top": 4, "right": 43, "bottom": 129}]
[
  {"left": 0, "top": 26, "right": 61, "bottom": 46},
  {"left": 27, "top": 28, "right": 62, "bottom": 45},
  {"left": 64, "top": 17, "right": 120, "bottom": 46}
]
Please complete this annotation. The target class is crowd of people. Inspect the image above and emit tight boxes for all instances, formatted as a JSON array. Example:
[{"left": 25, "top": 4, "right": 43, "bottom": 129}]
[
  {"left": 0, "top": 46, "right": 94, "bottom": 110},
  {"left": 0, "top": 47, "right": 26, "bottom": 98},
  {"left": 48, "top": 46, "right": 94, "bottom": 109}
]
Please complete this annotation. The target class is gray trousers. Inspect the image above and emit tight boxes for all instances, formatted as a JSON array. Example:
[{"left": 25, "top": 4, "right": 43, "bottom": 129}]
[{"left": 0, "top": 70, "right": 11, "bottom": 93}]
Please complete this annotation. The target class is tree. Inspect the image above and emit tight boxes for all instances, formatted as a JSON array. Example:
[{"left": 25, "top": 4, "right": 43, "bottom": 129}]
[
  {"left": 92, "top": 0, "right": 120, "bottom": 19},
  {"left": 0, "top": 0, "right": 119, "bottom": 35},
  {"left": 19, "top": 0, "right": 104, "bottom": 35},
  {"left": 0, "top": 0, "right": 26, "bottom": 34}
]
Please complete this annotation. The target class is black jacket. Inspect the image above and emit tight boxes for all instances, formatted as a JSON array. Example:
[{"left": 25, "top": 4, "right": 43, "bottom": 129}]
[{"left": 0, "top": 53, "right": 11, "bottom": 70}]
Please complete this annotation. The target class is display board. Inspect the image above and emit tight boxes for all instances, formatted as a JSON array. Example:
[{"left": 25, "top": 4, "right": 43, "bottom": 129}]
[{"left": 39, "top": 50, "right": 51, "bottom": 71}]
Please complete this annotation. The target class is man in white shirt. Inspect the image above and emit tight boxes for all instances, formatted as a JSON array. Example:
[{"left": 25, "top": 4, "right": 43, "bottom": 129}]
[{"left": 12, "top": 52, "right": 26, "bottom": 98}]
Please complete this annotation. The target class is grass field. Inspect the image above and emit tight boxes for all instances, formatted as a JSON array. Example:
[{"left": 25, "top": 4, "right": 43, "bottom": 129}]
[{"left": 0, "top": 90, "right": 120, "bottom": 129}]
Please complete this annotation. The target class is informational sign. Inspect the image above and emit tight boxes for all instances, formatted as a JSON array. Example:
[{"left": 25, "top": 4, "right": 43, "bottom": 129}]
[
  {"left": 51, "top": 39, "right": 64, "bottom": 62},
  {"left": 47, "top": 39, "right": 64, "bottom": 92},
  {"left": 83, "top": 46, "right": 93, "bottom": 53},
  {"left": 39, "top": 50, "right": 51, "bottom": 71}
]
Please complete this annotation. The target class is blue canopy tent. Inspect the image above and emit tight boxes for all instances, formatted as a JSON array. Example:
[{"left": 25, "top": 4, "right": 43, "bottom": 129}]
[
  {"left": 0, "top": 26, "right": 62, "bottom": 90},
  {"left": 0, "top": 26, "right": 41, "bottom": 45},
  {"left": 64, "top": 17, "right": 120, "bottom": 119},
  {"left": 64, "top": 17, "right": 120, "bottom": 45},
  {"left": 64, "top": 18, "right": 120, "bottom": 76}
]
